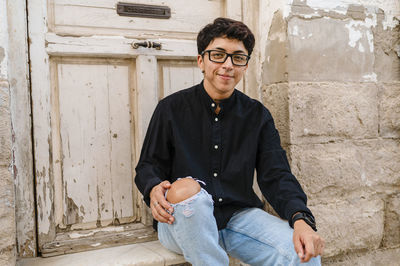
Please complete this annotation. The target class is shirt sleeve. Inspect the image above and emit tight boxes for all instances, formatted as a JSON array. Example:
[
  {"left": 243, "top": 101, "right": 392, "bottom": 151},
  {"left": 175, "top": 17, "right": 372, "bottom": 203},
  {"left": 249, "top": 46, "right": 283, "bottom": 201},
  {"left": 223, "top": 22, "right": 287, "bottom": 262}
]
[
  {"left": 256, "top": 111, "right": 314, "bottom": 223},
  {"left": 134, "top": 101, "right": 173, "bottom": 206}
]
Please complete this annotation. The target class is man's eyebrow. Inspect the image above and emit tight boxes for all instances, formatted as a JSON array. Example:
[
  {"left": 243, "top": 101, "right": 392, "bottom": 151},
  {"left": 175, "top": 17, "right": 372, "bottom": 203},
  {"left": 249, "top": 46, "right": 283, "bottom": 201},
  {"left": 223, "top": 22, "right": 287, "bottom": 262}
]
[{"left": 214, "top": 47, "right": 247, "bottom": 54}]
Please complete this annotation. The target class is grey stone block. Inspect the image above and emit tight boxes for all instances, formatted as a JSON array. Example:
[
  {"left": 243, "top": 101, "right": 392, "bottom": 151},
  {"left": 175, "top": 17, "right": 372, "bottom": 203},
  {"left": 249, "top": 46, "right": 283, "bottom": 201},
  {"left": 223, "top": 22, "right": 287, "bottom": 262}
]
[
  {"left": 0, "top": 83, "right": 11, "bottom": 166},
  {"left": 382, "top": 193, "right": 400, "bottom": 248},
  {"left": 379, "top": 82, "right": 400, "bottom": 138},
  {"left": 323, "top": 247, "right": 400, "bottom": 266},
  {"left": 311, "top": 197, "right": 384, "bottom": 257},
  {"left": 289, "top": 82, "right": 378, "bottom": 144},
  {"left": 290, "top": 140, "right": 400, "bottom": 198},
  {"left": 262, "top": 83, "right": 290, "bottom": 145}
]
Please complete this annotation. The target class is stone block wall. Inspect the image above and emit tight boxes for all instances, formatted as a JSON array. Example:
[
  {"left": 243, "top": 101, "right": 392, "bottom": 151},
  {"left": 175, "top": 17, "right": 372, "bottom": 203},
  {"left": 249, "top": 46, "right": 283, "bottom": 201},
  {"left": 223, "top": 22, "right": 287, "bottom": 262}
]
[
  {"left": 262, "top": 0, "right": 399, "bottom": 264},
  {"left": 0, "top": 83, "right": 15, "bottom": 265},
  {"left": 0, "top": 72, "right": 16, "bottom": 266},
  {"left": 0, "top": 0, "right": 16, "bottom": 265}
]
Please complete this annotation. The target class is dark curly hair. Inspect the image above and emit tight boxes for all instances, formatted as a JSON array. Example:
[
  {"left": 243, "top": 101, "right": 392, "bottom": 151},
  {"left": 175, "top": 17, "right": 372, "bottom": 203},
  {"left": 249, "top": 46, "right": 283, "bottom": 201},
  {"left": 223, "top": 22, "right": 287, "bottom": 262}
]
[{"left": 197, "top": 17, "right": 255, "bottom": 56}]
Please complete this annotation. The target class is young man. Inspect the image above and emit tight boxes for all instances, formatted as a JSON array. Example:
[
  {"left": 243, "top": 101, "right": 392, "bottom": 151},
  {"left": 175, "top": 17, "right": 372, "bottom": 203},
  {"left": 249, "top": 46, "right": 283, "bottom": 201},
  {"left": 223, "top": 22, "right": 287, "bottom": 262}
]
[{"left": 135, "top": 17, "right": 324, "bottom": 265}]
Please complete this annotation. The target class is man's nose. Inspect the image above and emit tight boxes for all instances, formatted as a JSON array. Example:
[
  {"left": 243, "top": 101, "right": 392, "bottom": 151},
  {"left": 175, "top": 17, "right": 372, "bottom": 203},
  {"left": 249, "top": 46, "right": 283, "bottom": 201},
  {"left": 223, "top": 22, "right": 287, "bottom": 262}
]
[{"left": 222, "top": 55, "right": 234, "bottom": 68}]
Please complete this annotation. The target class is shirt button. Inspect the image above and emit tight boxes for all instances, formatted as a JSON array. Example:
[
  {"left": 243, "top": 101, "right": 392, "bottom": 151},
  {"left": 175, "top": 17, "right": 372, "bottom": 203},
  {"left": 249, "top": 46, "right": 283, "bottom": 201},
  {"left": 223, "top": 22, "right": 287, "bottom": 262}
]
[
  {"left": 211, "top": 103, "right": 216, "bottom": 108},
  {"left": 215, "top": 117, "right": 218, "bottom": 122},
  {"left": 218, "top": 198, "right": 223, "bottom": 202},
  {"left": 214, "top": 145, "right": 218, "bottom": 149},
  {"left": 213, "top": 172, "right": 218, "bottom": 177}
]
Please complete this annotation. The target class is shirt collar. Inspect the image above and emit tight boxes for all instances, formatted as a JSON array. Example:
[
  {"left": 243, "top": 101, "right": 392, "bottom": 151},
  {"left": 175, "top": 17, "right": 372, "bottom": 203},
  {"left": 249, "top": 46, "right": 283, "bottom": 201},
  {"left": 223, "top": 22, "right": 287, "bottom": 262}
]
[{"left": 197, "top": 80, "right": 237, "bottom": 114}]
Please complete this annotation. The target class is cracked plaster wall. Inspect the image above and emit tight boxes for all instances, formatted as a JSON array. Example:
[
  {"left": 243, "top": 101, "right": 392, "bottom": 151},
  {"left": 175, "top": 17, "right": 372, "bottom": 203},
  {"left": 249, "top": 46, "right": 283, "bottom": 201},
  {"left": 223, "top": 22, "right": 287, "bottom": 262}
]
[{"left": 262, "top": 0, "right": 399, "bottom": 264}]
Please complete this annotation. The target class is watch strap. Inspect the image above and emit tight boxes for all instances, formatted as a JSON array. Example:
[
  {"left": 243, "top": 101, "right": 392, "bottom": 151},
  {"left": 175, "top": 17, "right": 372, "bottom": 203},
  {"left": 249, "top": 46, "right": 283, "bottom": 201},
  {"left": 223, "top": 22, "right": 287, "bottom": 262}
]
[{"left": 291, "top": 212, "right": 317, "bottom": 232}]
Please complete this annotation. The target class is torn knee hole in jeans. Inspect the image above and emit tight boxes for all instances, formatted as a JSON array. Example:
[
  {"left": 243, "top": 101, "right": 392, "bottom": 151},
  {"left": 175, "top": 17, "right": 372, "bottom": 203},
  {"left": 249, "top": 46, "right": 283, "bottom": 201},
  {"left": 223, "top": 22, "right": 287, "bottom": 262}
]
[
  {"left": 177, "top": 176, "right": 206, "bottom": 186},
  {"left": 165, "top": 176, "right": 206, "bottom": 200},
  {"left": 172, "top": 189, "right": 212, "bottom": 217}
]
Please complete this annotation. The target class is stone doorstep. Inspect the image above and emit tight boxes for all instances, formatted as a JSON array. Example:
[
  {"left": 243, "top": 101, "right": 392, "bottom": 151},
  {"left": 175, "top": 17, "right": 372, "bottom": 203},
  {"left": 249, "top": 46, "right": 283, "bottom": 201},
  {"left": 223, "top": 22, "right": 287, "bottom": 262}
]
[
  {"left": 16, "top": 241, "right": 248, "bottom": 266},
  {"left": 17, "top": 241, "right": 188, "bottom": 266}
]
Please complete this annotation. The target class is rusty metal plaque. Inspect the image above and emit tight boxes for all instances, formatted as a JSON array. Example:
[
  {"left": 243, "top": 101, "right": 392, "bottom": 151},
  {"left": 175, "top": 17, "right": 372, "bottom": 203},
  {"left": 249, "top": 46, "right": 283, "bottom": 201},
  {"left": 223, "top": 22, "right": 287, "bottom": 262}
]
[{"left": 116, "top": 2, "right": 171, "bottom": 19}]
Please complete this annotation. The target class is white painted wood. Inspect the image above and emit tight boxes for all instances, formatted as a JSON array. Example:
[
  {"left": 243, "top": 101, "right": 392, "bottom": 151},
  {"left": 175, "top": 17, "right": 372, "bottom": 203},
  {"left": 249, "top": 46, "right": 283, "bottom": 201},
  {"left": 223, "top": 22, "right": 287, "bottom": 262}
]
[
  {"left": 136, "top": 56, "right": 158, "bottom": 155},
  {"left": 158, "top": 60, "right": 203, "bottom": 99},
  {"left": 243, "top": 0, "right": 262, "bottom": 100},
  {"left": 53, "top": 58, "right": 136, "bottom": 229},
  {"left": 225, "top": 0, "right": 243, "bottom": 20},
  {"left": 59, "top": 61, "right": 112, "bottom": 227},
  {"left": 49, "top": 0, "right": 224, "bottom": 38},
  {"left": 6, "top": 0, "right": 37, "bottom": 257},
  {"left": 49, "top": 59, "right": 64, "bottom": 228},
  {"left": 42, "top": 224, "right": 156, "bottom": 257},
  {"left": 108, "top": 61, "right": 136, "bottom": 225},
  {"left": 28, "top": 0, "right": 55, "bottom": 249},
  {"left": 45, "top": 33, "right": 198, "bottom": 58},
  {"left": 135, "top": 55, "right": 158, "bottom": 226}
]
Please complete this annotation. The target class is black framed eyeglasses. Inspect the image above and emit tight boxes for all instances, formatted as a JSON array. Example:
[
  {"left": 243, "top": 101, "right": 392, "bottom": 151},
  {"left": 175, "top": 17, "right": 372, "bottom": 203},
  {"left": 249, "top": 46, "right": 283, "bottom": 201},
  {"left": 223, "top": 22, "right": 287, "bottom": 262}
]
[{"left": 201, "top": 50, "right": 250, "bottom": 66}]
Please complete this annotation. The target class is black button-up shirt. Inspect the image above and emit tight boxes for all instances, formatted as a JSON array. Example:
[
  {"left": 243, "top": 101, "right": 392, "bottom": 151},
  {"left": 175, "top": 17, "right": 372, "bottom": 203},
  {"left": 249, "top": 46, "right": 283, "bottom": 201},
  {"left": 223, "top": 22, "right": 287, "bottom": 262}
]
[{"left": 135, "top": 82, "right": 313, "bottom": 230}]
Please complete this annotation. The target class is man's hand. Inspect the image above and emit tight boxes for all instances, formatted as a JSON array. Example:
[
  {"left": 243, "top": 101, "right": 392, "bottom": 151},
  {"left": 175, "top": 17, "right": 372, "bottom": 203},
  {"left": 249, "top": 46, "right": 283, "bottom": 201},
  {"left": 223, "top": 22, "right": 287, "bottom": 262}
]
[
  {"left": 149, "top": 181, "right": 174, "bottom": 224},
  {"left": 293, "top": 219, "right": 325, "bottom": 263}
]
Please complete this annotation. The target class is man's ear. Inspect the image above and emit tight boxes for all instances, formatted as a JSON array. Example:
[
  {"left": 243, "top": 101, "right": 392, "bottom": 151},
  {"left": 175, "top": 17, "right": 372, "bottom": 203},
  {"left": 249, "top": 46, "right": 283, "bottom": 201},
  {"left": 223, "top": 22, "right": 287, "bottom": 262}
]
[{"left": 197, "top": 54, "right": 204, "bottom": 73}]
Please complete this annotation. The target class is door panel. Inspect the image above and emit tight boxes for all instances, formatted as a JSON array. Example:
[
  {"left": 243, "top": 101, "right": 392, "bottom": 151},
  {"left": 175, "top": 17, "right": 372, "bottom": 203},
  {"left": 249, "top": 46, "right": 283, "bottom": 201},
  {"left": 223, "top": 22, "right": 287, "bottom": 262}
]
[
  {"left": 158, "top": 60, "right": 203, "bottom": 99},
  {"left": 50, "top": 0, "right": 224, "bottom": 38},
  {"left": 51, "top": 58, "right": 136, "bottom": 231}
]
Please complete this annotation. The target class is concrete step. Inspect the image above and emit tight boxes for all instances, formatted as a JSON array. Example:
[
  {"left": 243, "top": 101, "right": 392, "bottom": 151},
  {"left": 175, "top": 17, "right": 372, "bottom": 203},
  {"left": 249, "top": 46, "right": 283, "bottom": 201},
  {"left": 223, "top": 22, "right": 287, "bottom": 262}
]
[
  {"left": 17, "top": 241, "right": 248, "bottom": 266},
  {"left": 17, "top": 241, "right": 188, "bottom": 266}
]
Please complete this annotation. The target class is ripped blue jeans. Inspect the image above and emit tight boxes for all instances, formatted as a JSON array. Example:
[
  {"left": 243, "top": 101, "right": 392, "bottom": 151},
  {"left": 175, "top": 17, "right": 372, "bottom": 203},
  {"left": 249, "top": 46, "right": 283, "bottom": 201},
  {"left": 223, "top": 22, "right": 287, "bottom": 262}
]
[{"left": 157, "top": 188, "right": 321, "bottom": 266}]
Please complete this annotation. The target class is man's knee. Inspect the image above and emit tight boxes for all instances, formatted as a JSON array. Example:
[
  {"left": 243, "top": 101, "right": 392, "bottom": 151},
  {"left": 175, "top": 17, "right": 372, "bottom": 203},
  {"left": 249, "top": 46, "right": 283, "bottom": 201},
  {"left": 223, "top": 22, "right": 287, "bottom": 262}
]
[{"left": 167, "top": 178, "right": 201, "bottom": 204}]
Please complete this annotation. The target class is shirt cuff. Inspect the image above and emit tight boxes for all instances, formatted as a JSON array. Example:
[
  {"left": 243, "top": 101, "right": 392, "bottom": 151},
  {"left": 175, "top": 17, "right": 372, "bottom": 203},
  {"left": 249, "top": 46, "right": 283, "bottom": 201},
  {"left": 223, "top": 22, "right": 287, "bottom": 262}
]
[{"left": 143, "top": 177, "right": 164, "bottom": 206}]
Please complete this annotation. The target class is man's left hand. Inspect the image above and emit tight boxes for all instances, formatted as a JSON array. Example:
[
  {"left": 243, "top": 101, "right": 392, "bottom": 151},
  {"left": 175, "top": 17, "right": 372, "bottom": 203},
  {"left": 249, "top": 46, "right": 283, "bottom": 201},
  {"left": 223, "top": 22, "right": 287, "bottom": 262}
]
[{"left": 293, "top": 219, "right": 325, "bottom": 263}]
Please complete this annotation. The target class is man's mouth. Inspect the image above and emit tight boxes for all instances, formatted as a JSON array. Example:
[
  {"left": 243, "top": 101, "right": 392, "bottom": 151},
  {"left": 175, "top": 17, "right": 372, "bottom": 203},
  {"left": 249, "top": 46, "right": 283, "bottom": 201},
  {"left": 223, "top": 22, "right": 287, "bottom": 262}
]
[{"left": 218, "top": 73, "right": 233, "bottom": 79}]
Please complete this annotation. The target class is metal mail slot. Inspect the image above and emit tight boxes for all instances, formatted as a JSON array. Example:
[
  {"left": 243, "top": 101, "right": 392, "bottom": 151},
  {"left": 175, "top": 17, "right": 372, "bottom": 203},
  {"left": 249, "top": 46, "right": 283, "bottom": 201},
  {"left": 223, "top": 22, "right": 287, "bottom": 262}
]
[{"left": 116, "top": 2, "right": 171, "bottom": 19}]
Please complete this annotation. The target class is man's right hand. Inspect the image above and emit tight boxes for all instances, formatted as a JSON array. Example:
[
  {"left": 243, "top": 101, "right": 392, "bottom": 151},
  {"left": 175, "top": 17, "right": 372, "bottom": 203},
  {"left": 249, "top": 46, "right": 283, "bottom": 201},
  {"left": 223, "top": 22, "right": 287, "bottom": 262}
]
[{"left": 149, "top": 181, "right": 175, "bottom": 224}]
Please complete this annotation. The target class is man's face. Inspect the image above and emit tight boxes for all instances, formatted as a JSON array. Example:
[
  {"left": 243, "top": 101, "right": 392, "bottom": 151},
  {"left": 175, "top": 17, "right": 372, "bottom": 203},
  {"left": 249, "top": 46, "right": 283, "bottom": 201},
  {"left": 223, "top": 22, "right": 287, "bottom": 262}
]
[{"left": 197, "top": 37, "right": 249, "bottom": 100}]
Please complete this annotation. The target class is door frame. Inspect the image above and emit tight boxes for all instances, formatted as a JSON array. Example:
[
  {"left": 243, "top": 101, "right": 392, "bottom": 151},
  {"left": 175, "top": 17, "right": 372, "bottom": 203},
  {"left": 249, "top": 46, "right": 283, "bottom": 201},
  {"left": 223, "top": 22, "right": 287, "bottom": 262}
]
[{"left": 7, "top": 0, "right": 37, "bottom": 258}]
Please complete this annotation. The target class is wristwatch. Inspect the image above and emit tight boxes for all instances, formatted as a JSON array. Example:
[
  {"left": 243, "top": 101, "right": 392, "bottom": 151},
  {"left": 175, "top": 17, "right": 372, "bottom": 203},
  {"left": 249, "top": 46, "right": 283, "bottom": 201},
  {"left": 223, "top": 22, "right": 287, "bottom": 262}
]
[{"left": 290, "top": 212, "right": 317, "bottom": 232}]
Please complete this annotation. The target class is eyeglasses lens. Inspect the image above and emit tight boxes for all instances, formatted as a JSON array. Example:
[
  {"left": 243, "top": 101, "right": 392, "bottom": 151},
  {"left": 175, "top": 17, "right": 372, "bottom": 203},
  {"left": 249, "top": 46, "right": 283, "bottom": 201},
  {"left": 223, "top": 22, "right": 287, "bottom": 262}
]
[{"left": 209, "top": 51, "right": 248, "bottom": 66}]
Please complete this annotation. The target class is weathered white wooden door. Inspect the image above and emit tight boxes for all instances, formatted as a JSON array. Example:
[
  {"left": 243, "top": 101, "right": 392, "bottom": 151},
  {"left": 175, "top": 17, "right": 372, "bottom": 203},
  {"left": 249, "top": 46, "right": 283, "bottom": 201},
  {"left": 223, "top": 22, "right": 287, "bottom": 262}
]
[{"left": 28, "top": 0, "right": 246, "bottom": 257}]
